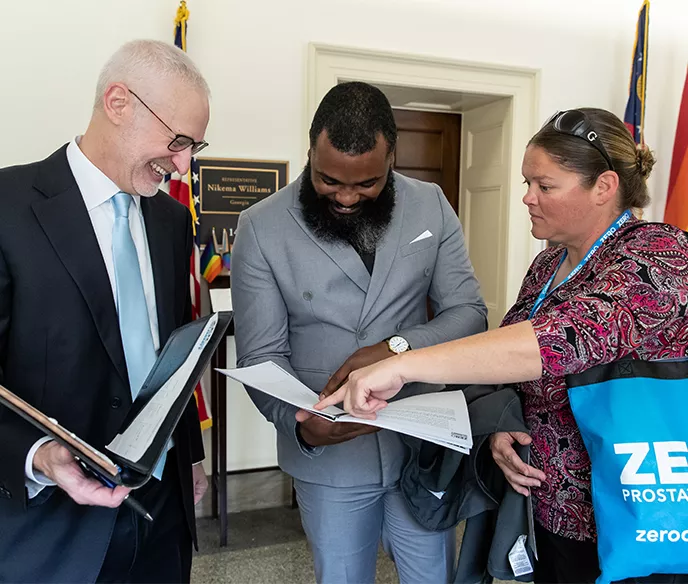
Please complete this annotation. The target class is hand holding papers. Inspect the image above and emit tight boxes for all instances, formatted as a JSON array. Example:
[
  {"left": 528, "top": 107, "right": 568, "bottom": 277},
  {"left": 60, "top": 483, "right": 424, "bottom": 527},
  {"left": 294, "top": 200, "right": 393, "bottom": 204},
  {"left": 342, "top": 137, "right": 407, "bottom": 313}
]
[
  {"left": 219, "top": 362, "right": 472, "bottom": 453},
  {"left": 0, "top": 312, "right": 232, "bottom": 491}
]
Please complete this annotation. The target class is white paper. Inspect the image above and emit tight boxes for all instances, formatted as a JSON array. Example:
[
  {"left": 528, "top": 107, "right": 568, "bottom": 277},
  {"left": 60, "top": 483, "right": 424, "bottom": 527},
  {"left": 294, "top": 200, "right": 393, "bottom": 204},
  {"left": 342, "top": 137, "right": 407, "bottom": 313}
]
[
  {"left": 348, "top": 415, "right": 471, "bottom": 452},
  {"left": 219, "top": 361, "right": 472, "bottom": 453},
  {"left": 209, "top": 288, "right": 232, "bottom": 313},
  {"left": 345, "top": 391, "right": 472, "bottom": 449},
  {"left": 508, "top": 534, "right": 534, "bottom": 577},
  {"left": 217, "top": 362, "right": 345, "bottom": 419},
  {"left": 107, "top": 313, "right": 219, "bottom": 462}
]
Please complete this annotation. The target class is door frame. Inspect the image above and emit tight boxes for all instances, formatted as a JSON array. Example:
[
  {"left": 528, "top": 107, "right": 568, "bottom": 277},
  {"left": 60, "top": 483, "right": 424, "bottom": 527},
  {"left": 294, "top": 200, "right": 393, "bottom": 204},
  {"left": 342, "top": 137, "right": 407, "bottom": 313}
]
[{"left": 306, "top": 43, "right": 542, "bottom": 307}]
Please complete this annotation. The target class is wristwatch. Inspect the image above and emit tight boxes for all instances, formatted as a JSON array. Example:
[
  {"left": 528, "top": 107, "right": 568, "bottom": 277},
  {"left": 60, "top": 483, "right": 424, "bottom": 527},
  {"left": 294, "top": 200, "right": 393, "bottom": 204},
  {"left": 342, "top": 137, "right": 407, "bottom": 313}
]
[{"left": 386, "top": 336, "right": 411, "bottom": 354}]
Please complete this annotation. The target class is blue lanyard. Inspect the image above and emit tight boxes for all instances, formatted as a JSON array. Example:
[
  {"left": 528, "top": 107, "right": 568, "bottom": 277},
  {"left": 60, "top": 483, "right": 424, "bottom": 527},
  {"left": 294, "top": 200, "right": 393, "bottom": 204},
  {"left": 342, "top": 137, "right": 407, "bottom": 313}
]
[{"left": 528, "top": 210, "right": 633, "bottom": 319}]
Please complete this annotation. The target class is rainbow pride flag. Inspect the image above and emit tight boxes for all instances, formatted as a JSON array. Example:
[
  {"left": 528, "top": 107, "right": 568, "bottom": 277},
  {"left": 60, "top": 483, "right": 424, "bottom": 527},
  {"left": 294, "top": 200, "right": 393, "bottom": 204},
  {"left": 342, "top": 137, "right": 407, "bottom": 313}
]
[
  {"left": 664, "top": 70, "right": 688, "bottom": 230},
  {"left": 200, "top": 238, "right": 222, "bottom": 283}
]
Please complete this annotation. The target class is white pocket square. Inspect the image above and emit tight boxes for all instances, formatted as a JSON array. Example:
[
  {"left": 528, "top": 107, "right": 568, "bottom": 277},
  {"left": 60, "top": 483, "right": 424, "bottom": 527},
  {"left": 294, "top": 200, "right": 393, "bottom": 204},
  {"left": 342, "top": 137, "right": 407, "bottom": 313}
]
[{"left": 409, "top": 230, "right": 433, "bottom": 244}]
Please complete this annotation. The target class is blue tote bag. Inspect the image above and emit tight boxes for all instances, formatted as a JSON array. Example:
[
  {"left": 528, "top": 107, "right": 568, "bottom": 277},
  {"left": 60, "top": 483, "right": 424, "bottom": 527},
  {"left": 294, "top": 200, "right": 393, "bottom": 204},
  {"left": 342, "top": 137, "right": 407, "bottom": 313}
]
[{"left": 567, "top": 359, "right": 688, "bottom": 584}]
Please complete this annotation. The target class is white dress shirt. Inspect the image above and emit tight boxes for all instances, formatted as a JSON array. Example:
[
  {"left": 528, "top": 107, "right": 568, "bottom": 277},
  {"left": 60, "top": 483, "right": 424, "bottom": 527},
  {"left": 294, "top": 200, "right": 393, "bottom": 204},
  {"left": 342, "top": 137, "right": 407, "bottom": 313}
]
[{"left": 25, "top": 138, "right": 161, "bottom": 496}]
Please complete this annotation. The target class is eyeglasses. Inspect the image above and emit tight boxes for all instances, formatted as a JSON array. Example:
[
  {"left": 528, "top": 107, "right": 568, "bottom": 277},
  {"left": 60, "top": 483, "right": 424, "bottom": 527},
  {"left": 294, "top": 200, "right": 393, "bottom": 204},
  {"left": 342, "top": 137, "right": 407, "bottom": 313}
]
[
  {"left": 128, "top": 89, "right": 208, "bottom": 156},
  {"left": 544, "top": 110, "right": 615, "bottom": 172}
]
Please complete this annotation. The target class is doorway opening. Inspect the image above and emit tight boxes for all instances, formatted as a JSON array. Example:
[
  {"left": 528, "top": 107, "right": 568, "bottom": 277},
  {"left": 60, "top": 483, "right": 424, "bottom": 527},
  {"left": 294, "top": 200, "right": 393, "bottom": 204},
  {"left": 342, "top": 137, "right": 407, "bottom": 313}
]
[{"left": 387, "top": 88, "right": 511, "bottom": 328}]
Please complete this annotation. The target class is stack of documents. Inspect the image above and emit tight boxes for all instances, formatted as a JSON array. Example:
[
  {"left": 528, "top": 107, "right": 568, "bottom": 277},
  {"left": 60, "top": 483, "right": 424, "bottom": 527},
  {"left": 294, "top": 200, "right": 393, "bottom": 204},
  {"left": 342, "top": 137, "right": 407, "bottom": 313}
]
[{"left": 219, "top": 361, "right": 472, "bottom": 453}]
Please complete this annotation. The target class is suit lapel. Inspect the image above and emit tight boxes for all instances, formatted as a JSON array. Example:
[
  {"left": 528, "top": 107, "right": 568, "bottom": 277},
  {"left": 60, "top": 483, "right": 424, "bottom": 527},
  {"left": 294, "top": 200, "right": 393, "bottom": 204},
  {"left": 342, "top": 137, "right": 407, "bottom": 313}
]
[
  {"left": 288, "top": 178, "right": 371, "bottom": 293},
  {"left": 31, "top": 146, "right": 129, "bottom": 386},
  {"left": 141, "top": 195, "right": 175, "bottom": 346},
  {"left": 359, "top": 175, "right": 406, "bottom": 328}
]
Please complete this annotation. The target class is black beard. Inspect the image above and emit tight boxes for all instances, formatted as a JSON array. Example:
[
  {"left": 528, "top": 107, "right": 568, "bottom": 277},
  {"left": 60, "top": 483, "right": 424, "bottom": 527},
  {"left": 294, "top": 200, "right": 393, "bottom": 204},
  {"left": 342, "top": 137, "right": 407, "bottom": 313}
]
[{"left": 299, "top": 161, "right": 395, "bottom": 254}]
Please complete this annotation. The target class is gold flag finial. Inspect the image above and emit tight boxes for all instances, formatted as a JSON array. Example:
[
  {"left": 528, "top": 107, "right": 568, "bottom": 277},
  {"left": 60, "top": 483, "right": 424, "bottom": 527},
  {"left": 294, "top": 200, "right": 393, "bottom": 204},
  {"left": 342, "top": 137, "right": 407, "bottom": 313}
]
[
  {"left": 174, "top": 1, "right": 190, "bottom": 26},
  {"left": 174, "top": 1, "right": 190, "bottom": 52}
]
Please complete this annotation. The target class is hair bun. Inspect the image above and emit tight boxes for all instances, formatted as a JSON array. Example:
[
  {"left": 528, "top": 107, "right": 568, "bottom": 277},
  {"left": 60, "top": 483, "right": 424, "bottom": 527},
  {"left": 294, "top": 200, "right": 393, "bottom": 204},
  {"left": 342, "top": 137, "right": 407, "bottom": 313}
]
[{"left": 635, "top": 145, "right": 656, "bottom": 180}]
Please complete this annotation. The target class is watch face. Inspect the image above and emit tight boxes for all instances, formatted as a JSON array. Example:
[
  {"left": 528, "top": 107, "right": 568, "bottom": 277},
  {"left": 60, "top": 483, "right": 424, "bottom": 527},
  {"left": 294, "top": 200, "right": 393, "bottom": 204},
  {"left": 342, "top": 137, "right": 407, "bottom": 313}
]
[{"left": 389, "top": 336, "right": 409, "bottom": 353}]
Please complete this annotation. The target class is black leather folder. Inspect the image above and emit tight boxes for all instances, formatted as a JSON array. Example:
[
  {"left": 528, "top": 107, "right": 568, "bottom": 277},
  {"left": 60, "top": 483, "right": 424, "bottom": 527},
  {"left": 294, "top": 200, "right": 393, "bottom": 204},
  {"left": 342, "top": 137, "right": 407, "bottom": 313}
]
[{"left": 0, "top": 311, "right": 232, "bottom": 488}]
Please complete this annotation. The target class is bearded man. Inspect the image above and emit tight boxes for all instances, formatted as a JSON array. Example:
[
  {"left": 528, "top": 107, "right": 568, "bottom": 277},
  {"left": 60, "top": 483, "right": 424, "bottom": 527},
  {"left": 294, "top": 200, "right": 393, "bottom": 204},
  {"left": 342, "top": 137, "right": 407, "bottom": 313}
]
[{"left": 231, "top": 81, "right": 487, "bottom": 584}]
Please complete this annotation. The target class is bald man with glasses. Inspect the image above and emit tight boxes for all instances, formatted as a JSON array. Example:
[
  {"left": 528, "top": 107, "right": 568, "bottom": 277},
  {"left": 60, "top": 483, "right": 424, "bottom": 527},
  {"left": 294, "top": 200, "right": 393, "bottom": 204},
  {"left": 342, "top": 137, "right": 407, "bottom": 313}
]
[{"left": 0, "top": 40, "right": 210, "bottom": 583}]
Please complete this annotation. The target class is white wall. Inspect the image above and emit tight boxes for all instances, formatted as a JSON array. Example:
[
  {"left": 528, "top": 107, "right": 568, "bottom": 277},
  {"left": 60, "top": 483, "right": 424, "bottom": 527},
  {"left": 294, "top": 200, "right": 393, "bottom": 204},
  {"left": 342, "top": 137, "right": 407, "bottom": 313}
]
[{"left": 3, "top": 0, "right": 687, "bottom": 222}]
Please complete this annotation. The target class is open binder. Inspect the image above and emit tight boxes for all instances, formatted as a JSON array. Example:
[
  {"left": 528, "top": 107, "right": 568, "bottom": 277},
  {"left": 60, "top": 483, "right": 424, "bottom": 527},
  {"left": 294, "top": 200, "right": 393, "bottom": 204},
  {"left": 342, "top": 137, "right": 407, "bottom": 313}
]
[{"left": 0, "top": 311, "right": 232, "bottom": 488}]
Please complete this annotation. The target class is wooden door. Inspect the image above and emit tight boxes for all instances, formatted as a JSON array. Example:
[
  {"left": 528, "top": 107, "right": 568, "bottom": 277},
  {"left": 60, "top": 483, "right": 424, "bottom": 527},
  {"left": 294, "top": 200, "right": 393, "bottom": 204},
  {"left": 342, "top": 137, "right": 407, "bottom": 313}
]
[{"left": 392, "top": 109, "right": 461, "bottom": 212}]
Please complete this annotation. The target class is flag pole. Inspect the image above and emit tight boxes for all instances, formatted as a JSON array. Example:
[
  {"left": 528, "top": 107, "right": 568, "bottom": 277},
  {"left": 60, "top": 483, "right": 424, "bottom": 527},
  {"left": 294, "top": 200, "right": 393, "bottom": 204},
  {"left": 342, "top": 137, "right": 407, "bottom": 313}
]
[
  {"left": 639, "top": 0, "right": 649, "bottom": 147},
  {"left": 171, "top": 0, "right": 213, "bottom": 431}
]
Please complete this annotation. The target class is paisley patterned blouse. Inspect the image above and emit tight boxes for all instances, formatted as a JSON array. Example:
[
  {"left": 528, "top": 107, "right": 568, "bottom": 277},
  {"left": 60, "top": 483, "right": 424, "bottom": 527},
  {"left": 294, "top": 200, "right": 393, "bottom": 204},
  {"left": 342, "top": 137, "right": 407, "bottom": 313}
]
[{"left": 501, "top": 218, "right": 688, "bottom": 541}]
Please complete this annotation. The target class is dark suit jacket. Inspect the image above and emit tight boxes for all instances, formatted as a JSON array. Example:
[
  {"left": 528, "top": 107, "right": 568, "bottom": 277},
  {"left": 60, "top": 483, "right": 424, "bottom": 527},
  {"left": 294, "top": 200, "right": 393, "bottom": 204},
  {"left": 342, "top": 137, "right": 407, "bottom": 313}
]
[
  {"left": 0, "top": 145, "right": 204, "bottom": 583},
  {"left": 399, "top": 386, "right": 536, "bottom": 584}
]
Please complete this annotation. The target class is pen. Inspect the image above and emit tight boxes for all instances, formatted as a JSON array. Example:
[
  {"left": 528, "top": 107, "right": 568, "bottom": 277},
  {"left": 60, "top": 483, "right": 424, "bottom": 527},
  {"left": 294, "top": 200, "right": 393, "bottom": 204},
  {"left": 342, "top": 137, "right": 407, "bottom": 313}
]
[
  {"left": 123, "top": 493, "right": 153, "bottom": 522},
  {"left": 77, "top": 459, "right": 154, "bottom": 522}
]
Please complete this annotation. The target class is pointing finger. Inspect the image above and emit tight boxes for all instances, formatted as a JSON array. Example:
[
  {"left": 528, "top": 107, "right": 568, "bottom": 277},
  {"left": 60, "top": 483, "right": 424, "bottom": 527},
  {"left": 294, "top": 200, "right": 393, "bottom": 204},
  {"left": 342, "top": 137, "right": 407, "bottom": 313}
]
[{"left": 314, "top": 385, "right": 347, "bottom": 410}]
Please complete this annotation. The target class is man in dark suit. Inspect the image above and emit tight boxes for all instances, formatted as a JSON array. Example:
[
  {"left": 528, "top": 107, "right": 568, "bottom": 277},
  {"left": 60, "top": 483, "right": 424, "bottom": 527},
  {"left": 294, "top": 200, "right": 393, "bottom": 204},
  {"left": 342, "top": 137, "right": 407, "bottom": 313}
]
[{"left": 0, "top": 40, "right": 211, "bottom": 583}]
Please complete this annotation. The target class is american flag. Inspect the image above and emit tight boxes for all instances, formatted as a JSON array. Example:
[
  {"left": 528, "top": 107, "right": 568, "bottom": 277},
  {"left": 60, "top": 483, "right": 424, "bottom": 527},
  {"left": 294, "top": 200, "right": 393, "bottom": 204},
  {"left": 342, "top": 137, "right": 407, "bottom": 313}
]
[
  {"left": 623, "top": 0, "right": 649, "bottom": 145},
  {"left": 166, "top": 1, "right": 212, "bottom": 431}
]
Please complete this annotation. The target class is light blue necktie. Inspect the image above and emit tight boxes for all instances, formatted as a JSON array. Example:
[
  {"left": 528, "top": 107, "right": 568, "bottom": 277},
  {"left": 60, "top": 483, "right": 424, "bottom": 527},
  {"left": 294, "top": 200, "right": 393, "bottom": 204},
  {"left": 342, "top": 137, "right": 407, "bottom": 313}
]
[{"left": 111, "top": 192, "right": 167, "bottom": 480}]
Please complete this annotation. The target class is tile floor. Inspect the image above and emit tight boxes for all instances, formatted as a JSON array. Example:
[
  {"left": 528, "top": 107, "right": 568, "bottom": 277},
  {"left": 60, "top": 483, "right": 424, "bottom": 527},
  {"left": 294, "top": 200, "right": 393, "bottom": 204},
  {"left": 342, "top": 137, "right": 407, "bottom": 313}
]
[{"left": 191, "top": 470, "right": 516, "bottom": 584}]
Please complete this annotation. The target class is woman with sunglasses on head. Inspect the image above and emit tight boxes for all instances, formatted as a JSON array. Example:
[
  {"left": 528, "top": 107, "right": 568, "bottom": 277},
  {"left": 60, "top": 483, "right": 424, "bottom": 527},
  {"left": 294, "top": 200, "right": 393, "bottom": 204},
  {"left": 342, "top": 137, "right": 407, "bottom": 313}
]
[{"left": 317, "top": 108, "right": 688, "bottom": 583}]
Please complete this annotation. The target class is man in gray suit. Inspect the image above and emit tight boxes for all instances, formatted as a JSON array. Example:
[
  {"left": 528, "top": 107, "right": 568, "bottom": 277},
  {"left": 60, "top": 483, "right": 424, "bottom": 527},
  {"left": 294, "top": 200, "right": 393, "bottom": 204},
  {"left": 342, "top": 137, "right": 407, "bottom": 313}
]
[{"left": 232, "top": 82, "right": 487, "bottom": 584}]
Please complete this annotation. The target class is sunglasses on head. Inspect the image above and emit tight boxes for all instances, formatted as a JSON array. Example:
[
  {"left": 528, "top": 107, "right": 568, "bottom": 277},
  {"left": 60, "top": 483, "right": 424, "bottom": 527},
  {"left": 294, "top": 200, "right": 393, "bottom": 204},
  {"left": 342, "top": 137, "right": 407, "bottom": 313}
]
[{"left": 543, "top": 110, "right": 615, "bottom": 172}]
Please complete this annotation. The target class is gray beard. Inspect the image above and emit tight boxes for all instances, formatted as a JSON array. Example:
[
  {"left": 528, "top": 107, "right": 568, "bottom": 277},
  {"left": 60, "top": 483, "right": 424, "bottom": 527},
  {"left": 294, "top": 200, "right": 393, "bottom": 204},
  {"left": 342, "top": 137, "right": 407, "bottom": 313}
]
[{"left": 346, "top": 221, "right": 388, "bottom": 254}]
